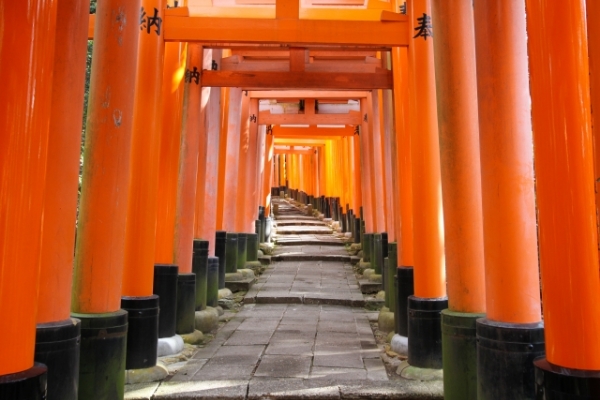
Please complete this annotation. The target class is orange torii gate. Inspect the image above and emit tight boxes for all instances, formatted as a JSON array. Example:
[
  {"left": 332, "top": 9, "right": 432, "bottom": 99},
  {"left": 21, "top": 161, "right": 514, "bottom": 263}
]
[{"left": 3, "top": 0, "right": 600, "bottom": 399}]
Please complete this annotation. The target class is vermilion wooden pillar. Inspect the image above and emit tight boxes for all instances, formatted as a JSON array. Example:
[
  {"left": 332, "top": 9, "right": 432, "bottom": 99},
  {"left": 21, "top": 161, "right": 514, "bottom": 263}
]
[
  {"left": 392, "top": 46, "right": 414, "bottom": 269},
  {"left": 589, "top": 0, "right": 600, "bottom": 255},
  {"left": 241, "top": 99, "right": 260, "bottom": 233},
  {"left": 155, "top": 42, "right": 187, "bottom": 263},
  {"left": 352, "top": 134, "right": 363, "bottom": 217},
  {"left": 0, "top": 1, "right": 57, "bottom": 396},
  {"left": 122, "top": 0, "right": 165, "bottom": 293},
  {"left": 526, "top": 1, "right": 600, "bottom": 396},
  {"left": 234, "top": 93, "right": 251, "bottom": 232},
  {"left": 431, "top": 1, "right": 485, "bottom": 398},
  {"left": 193, "top": 50, "right": 211, "bottom": 244},
  {"left": 370, "top": 92, "right": 387, "bottom": 233},
  {"left": 120, "top": 0, "right": 165, "bottom": 375},
  {"left": 359, "top": 98, "right": 375, "bottom": 233},
  {"left": 174, "top": 44, "right": 204, "bottom": 274},
  {"left": 195, "top": 50, "right": 222, "bottom": 255},
  {"left": 382, "top": 81, "right": 397, "bottom": 243},
  {"left": 221, "top": 88, "right": 243, "bottom": 232},
  {"left": 34, "top": 0, "right": 88, "bottom": 398},
  {"left": 263, "top": 133, "right": 274, "bottom": 216},
  {"left": 216, "top": 87, "right": 230, "bottom": 230},
  {"left": 406, "top": 0, "right": 447, "bottom": 369},
  {"left": 71, "top": 0, "right": 141, "bottom": 397},
  {"left": 473, "top": 1, "right": 543, "bottom": 398},
  {"left": 255, "top": 125, "right": 266, "bottom": 214}
]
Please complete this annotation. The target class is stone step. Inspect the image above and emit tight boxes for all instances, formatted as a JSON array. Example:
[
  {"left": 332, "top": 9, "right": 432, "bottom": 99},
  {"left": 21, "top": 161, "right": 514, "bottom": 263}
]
[
  {"left": 359, "top": 281, "right": 382, "bottom": 294},
  {"left": 270, "top": 254, "right": 352, "bottom": 262},
  {"left": 275, "top": 228, "right": 333, "bottom": 235},
  {"left": 224, "top": 277, "right": 255, "bottom": 292},
  {"left": 275, "top": 215, "right": 317, "bottom": 221},
  {"left": 275, "top": 221, "right": 327, "bottom": 227},
  {"left": 244, "top": 293, "right": 366, "bottom": 307},
  {"left": 274, "top": 239, "right": 346, "bottom": 246}
]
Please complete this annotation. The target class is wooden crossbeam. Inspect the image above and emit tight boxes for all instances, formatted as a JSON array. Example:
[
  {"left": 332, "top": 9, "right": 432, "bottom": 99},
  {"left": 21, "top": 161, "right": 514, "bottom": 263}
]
[
  {"left": 89, "top": 9, "right": 408, "bottom": 47},
  {"left": 272, "top": 126, "right": 354, "bottom": 137},
  {"left": 164, "top": 16, "right": 408, "bottom": 47},
  {"left": 274, "top": 149, "right": 316, "bottom": 155},
  {"left": 220, "top": 56, "right": 382, "bottom": 73},
  {"left": 259, "top": 110, "right": 361, "bottom": 125},
  {"left": 275, "top": 138, "right": 328, "bottom": 146},
  {"left": 202, "top": 70, "right": 392, "bottom": 89},
  {"left": 250, "top": 90, "right": 369, "bottom": 99}
]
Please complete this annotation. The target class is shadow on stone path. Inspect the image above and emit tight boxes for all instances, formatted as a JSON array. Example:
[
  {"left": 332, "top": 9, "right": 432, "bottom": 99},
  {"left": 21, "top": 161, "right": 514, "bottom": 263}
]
[{"left": 124, "top": 198, "right": 443, "bottom": 399}]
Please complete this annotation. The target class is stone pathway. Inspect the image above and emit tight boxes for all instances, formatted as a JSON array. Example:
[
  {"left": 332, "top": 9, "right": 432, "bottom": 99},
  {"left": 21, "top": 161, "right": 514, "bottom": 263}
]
[{"left": 125, "top": 198, "right": 443, "bottom": 399}]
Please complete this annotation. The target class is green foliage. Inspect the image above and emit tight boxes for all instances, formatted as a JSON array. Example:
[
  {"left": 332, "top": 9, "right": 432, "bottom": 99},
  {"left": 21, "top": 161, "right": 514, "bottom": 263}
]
[{"left": 79, "top": 0, "right": 96, "bottom": 199}]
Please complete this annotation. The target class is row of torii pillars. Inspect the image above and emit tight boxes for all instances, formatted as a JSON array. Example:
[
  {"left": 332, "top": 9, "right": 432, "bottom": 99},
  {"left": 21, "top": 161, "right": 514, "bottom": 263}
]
[{"left": 2, "top": 0, "right": 600, "bottom": 400}]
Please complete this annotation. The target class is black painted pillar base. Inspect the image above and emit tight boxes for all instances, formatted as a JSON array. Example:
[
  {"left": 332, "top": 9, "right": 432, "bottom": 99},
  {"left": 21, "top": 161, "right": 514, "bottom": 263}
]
[
  {"left": 246, "top": 233, "right": 259, "bottom": 262},
  {"left": 236, "top": 233, "right": 247, "bottom": 270},
  {"left": 154, "top": 264, "right": 178, "bottom": 338},
  {"left": 534, "top": 358, "right": 600, "bottom": 399},
  {"left": 363, "top": 233, "right": 373, "bottom": 263},
  {"left": 215, "top": 231, "right": 227, "bottom": 289},
  {"left": 0, "top": 363, "right": 47, "bottom": 400},
  {"left": 207, "top": 257, "right": 219, "bottom": 308},
  {"left": 476, "top": 318, "right": 545, "bottom": 400},
  {"left": 35, "top": 318, "right": 80, "bottom": 400},
  {"left": 441, "top": 310, "right": 484, "bottom": 400},
  {"left": 407, "top": 296, "right": 448, "bottom": 369},
  {"left": 121, "top": 296, "right": 159, "bottom": 370},
  {"left": 225, "top": 233, "right": 238, "bottom": 273},
  {"left": 192, "top": 240, "right": 209, "bottom": 311},
  {"left": 354, "top": 218, "right": 361, "bottom": 244},
  {"left": 175, "top": 274, "right": 196, "bottom": 334},
  {"left": 72, "top": 310, "right": 128, "bottom": 400},
  {"left": 395, "top": 266, "right": 414, "bottom": 336}
]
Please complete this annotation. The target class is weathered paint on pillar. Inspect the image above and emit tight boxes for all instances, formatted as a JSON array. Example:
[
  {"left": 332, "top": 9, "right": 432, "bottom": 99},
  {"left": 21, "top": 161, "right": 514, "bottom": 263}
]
[
  {"left": 122, "top": 0, "right": 166, "bottom": 297},
  {"left": 174, "top": 44, "right": 204, "bottom": 274},
  {"left": 432, "top": 0, "right": 485, "bottom": 313},
  {"left": 408, "top": 0, "right": 446, "bottom": 298},
  {"left": 473, "top": 0, "right": 541, "bottom": 323},
  {"left": 38, "top": 0, "right": 88, "bottom": 323},
  {"left": 155, "top": 42, "right": 187, "bottom": 263},
  {"left": 526, "top": 0, "right": 600, "bottom": 370},
  {"left": 222, "top": 88, "right": 243, "bottom": 232},
  {"left": 0, "top": 0, "right": 57, "bottom": 375},
  {"left": 72, "top": 0, "right": 140, "bottom": 313}
]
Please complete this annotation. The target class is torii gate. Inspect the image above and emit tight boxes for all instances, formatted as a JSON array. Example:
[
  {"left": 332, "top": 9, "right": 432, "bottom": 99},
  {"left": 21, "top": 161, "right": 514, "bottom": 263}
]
[{"left": 2, "top": 1, "right": 600, "bottom": 400}]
